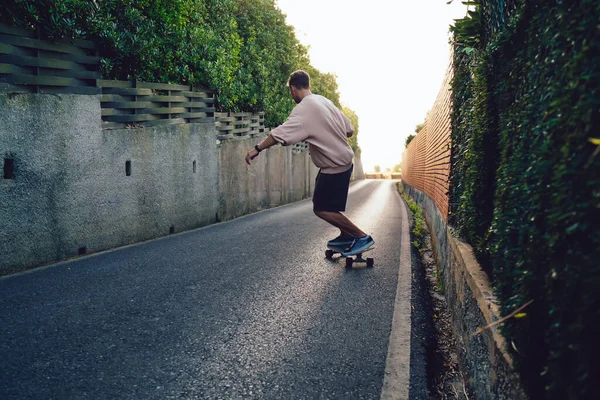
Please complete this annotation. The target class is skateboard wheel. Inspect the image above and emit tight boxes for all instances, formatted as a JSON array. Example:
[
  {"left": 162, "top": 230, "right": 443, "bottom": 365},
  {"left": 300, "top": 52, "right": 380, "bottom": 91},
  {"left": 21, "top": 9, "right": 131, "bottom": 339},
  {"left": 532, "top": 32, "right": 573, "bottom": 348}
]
[
  {"left": 325, "top": 249, "right": 334, "bottom": 259},
  {"left": 345, "top": 257, "right": 353, "bottom": 268},
  {"left": 367, "top": 258, "right": 374, "bottom": 268}
]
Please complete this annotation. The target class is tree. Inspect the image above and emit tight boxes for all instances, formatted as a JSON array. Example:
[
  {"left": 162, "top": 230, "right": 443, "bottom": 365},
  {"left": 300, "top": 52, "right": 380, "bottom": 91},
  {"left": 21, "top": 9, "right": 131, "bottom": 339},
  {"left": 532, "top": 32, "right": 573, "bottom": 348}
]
[
  {"left": 406, "top": 119, "right": 425, "bottom": 148},
  {"left": 0, "top": 0, "right": 342, "bottom": 126},
  {"left": 304, "top": 67, "right": 341, "bottom": 108},
  {"left": 233, "top": 0, "right": 310, "bottom": 124},
  {"left": 393, "top": 164, "right": 401, "bottom": 172},
  {"left": 374, "top": 165, "right": 381, "bottom": 173},
  {"left": 341, "top": 105, "right": 360, "bottom": 153}
]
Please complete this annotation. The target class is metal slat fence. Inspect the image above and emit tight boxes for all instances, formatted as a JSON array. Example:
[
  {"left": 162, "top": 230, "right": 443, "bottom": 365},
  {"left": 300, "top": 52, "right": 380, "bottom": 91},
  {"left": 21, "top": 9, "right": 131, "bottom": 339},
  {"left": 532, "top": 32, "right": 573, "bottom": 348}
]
[
  {"left": 97, "top": 80, "right": 215, "bottom": 129},
  {"left": 0, "top": 23, "right": 100, "bottom": 94},
  {"left": 214, "top": 112, "right": 269, "bottom": 140},
  {"left": 0, "top": 23, "right": 289, "bottom": 144}
]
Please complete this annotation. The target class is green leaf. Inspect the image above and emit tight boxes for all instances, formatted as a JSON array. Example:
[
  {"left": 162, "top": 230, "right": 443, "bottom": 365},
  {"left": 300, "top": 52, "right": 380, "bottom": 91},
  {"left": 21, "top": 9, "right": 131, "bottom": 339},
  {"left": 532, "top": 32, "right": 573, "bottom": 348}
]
[{"left": 566, "top": 223, "right": 579, "bottom": 234}]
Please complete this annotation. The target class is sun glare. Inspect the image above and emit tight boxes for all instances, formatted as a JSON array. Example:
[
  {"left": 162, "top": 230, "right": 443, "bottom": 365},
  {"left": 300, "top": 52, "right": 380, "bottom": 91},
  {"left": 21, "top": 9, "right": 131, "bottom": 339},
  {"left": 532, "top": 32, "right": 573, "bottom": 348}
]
[{"left": 276, "top": 0, "right": 468, "bottom": 172}]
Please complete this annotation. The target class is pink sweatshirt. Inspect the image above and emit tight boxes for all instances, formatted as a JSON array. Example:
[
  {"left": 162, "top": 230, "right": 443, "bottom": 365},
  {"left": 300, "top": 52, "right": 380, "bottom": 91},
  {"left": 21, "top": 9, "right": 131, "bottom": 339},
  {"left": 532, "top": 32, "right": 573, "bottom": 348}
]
[{"left": 270, "top": 94, "right": 355, "bottom": 174}]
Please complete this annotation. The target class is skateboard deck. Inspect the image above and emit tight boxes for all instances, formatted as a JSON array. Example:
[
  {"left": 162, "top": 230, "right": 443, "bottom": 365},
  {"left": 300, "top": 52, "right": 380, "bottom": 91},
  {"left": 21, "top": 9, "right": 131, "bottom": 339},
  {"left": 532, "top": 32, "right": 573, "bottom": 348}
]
[{"left": 325, "top": 245, "right": 374, "bottom": 268}]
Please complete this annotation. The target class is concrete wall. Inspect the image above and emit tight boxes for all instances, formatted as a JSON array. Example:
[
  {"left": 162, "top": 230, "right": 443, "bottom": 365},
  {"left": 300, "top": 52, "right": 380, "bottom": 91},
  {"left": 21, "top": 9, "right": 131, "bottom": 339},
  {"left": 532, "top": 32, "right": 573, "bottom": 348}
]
[
  {"left": 217, "top": 136, "right": 319, "bottom": 221},
  {"left": 0, "top": 94, "right": 219, "bottom": 275},
  {"left": 352, "top": 152, "right": 365, "bottom": 180},
  {"left": 1, "top": 94, "right": 359, "bottom": 274},
  {"left": 401, "top": 181, "right": 527, "bottom": 400}
]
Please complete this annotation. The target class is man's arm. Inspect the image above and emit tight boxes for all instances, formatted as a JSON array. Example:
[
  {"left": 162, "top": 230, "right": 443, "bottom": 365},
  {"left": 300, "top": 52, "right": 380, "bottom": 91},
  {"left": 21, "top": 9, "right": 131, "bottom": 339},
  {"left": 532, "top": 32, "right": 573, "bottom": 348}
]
[
  {"left": 245, "top": 134, "right": 278, "bottom": 165},
  {"left": 245, "top": 110, "right": 307, "bottom": 165}
]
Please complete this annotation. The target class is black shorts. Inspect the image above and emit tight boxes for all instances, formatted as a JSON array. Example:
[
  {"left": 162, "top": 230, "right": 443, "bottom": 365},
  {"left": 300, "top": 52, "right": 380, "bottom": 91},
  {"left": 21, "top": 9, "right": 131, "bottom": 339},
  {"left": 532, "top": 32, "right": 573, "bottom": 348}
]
[{"left": 313, "top": 165, "right": 353, "bottom": 212}]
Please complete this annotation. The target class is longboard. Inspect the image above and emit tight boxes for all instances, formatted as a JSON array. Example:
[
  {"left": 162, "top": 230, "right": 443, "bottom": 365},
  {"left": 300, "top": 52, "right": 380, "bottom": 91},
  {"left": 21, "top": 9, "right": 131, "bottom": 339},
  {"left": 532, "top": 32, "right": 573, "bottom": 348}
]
[{"left": 325, "top": 245, "right": 374, "bottom": 268}]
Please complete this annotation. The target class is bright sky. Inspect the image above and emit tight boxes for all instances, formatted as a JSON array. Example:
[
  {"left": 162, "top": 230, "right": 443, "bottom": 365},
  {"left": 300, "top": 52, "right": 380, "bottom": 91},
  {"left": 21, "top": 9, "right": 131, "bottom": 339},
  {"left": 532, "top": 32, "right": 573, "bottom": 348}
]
[{"left": 276, "top": 0, "right": 468, "bottom": 172}]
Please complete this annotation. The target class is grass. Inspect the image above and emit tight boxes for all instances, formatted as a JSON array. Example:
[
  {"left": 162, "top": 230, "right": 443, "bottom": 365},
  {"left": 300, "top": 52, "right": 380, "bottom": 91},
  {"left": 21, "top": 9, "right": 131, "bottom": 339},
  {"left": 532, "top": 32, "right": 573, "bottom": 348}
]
[
  {"left": 397, "top": 183, "right": 444, "bottom": 293},
  {"left": 397, "top": 183, "right": 427, "bottom": 254}
]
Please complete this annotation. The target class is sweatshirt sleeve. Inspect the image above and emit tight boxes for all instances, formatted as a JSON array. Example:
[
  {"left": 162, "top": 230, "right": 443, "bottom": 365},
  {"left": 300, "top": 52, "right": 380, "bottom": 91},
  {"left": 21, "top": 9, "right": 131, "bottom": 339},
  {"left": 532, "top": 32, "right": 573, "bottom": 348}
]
[
  {"left": 270, "top": 109, "right": 308, "bottom": 146},
  {"left": 342, "top": 113, "right": 354, "bottom": 136}
]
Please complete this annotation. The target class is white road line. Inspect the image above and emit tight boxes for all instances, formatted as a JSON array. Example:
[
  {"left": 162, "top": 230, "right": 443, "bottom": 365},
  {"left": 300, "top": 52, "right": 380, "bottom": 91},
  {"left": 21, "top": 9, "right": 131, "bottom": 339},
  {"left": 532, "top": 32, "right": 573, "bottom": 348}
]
[{"left": 380, "top": 194, "right": 412, "bottom": 400}]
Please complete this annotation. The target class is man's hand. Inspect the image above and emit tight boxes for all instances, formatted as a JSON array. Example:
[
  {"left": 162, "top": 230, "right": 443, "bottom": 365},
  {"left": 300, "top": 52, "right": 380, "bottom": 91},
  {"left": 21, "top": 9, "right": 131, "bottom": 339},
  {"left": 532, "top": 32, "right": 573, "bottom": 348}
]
[
  {"left": 245, "top": 148, "right": 259, "bottom": 165},
  {"left": 245, "top": 135, "right": 277, "bottom": 165}
]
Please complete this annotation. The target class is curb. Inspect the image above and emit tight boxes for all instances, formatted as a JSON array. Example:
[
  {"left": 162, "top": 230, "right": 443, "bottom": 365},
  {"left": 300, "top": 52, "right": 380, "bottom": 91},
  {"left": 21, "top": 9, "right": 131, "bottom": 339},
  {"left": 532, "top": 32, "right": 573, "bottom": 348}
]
[{"left": 380, "top": 195, "right": 412, "bottom": 399}]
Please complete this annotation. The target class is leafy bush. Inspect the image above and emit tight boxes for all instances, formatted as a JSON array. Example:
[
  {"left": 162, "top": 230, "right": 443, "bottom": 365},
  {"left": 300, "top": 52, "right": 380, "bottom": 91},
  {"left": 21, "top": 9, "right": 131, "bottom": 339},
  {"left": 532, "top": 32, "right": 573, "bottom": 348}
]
[
  {"left": 0, "top": 0, "right": 351, "bottom": 127},
  {"left": 399, "top": 184, "right": 427, "bottom": 253},
  {"left": 450, "top": 46, "right": 498, "bottom": 277},
  {"left": 450, "top": 0, "right": 600, "bottom": 398}
]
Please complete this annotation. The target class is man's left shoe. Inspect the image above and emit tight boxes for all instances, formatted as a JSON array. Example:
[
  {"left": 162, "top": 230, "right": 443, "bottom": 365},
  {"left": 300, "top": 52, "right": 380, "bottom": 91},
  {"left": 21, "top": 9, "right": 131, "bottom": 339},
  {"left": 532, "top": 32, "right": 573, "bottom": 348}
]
[
  {"left": 342, "top": 235, "right": 375, "bottom": 256},
  {"left": 327, "top": 234, "right": 355, "bottom": 248}
]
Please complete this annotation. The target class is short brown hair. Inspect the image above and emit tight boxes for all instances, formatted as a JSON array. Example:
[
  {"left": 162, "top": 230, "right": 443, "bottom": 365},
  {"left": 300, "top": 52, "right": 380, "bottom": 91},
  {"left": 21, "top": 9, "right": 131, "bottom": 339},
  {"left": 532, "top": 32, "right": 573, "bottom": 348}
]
[{"left": 287, "top": 70, "right": 310, "bottom": 89}]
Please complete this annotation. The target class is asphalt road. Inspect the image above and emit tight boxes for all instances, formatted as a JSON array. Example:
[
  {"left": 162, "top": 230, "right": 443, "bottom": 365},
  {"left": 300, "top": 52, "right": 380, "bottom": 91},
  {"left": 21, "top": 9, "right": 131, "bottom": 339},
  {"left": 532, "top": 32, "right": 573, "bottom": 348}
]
[{"left": 0, "top": 180, "right": 418, "bottom": 399}]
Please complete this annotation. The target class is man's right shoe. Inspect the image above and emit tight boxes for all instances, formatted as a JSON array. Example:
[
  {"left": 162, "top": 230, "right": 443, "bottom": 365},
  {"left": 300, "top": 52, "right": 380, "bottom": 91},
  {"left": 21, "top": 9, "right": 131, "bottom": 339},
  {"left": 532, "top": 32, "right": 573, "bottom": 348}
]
[
  {"left": 327, "top": 234, "right": 355, "bottom": 248},
  {"left": 342, "top": 235, "right": 375, "bottom": 256}
]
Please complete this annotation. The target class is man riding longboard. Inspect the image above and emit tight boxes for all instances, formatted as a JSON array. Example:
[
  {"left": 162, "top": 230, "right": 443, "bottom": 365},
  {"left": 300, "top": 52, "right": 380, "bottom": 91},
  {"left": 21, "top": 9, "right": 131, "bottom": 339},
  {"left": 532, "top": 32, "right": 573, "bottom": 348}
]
[{"left": 245, "top": 70, "right": 374, "bottom": 257}]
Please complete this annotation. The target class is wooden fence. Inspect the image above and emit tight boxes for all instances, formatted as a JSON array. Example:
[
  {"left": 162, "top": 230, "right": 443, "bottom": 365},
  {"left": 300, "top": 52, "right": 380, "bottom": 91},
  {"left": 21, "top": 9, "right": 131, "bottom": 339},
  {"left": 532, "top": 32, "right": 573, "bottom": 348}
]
[
  {"left": 0, "top": 24, "right": 100, "bottom": 94},
  {"left": 402, "top": 59, "right": 453, "bottom": 221},
  {"left": 98, "top": 80, "right": 215, "bottom": 129}
]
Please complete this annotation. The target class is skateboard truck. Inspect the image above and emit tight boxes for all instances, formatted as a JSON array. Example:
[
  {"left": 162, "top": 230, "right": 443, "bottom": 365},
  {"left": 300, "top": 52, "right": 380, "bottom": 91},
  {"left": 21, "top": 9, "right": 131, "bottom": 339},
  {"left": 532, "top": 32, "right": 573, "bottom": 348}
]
[
  {"left": 346, "top": 253, "right": 374, "bottom": 268},
  {"left": 325, "top": 247, "right": 374, "bottom": 268}
]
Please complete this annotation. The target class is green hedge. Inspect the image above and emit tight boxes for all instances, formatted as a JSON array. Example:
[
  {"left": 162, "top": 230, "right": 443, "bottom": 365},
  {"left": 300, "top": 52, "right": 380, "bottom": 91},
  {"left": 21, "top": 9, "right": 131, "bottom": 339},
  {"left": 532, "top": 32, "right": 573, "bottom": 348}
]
[
  {"left": 450, "top": 0, "right": 600, "bottom": 398},
  {"left": 0, "top": 0, "right": 352, "bottom": 128}
]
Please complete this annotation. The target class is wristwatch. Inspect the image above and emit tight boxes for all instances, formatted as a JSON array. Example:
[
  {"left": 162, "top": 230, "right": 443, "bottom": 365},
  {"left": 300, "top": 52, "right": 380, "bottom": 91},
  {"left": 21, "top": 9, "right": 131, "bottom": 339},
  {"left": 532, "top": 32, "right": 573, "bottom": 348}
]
[{"left": 254, "top": 144, "right": 262, "bottom": 153}]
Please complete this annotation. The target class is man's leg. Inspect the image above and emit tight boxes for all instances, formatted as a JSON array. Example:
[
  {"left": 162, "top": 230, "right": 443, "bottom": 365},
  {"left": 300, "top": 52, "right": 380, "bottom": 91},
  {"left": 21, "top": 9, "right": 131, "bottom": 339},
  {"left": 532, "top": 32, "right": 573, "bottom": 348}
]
[
  {"left": 313, "top": 165, "right": 367, "bottom": 240},
  {"left": 317, "top": 210, "right": 374, "bottom": 256},
  {"left": 314, "top": 210, "right": 366, "bottom": 238}
]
